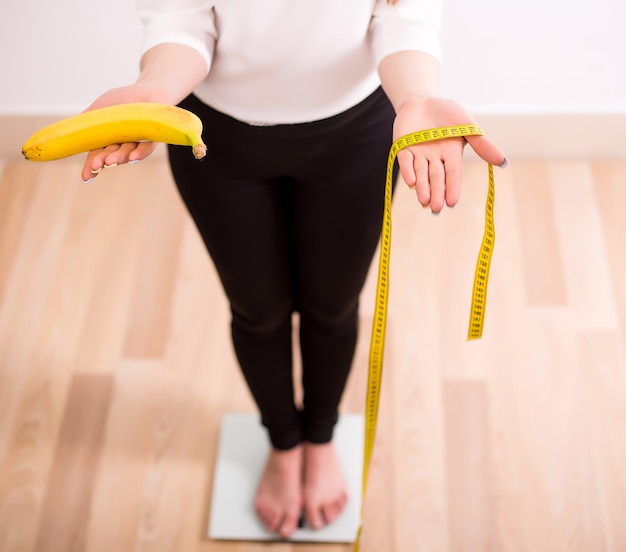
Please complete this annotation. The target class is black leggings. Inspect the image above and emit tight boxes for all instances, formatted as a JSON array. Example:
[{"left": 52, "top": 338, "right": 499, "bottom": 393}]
[{"left": 167, "top": 88, "right": 397, "bottom": 450}]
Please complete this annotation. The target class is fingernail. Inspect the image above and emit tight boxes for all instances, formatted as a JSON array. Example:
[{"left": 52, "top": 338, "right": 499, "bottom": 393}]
[
  {"left": 128, "top": 159, "right": 141, "bottom": 165},
  {"left": 500, "top": 156, "right": 509, "bottom": 169},
  {"left": 83, "top": 177, "right": 95, "bottom": 184},
  {"left": 103, "top": 163, "right": 118, "bottom": 169},
  {"left": 90, "top": 167, "right": 102, "bottom": 174},
  {"left": 431, "top": 211, "right": 441, "bottom": 217}
]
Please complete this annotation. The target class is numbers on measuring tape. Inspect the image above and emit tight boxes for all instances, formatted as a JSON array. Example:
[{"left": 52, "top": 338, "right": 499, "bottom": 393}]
[
  {"left": 354, "top": 125, "right": 497, "bottom": 551},
  {"left": 467, "top": 163, "right": 495, "bottom": 340}
]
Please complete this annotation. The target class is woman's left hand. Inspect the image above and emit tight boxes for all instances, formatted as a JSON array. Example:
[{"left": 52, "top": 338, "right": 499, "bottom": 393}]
[{"left": 393, "top": 97, "right": 507, "bottom": 214}]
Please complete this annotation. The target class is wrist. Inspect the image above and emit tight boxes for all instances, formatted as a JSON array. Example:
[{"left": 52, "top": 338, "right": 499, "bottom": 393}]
[
  {"left": 133, "top": 75, "right": 178, "bottom": 105},
  {"left": 395, "top": 95, "right": 439, "bottom": 113},
  {"left": 136, "top": 44, "right": 209, "bottom": 105},
  {"left": 378, "top": 50, "right": 441, "bottom": 111}
]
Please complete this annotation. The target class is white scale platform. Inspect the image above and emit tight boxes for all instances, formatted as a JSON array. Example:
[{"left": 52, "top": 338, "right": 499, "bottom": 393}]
[{"left": 208, "top": 412, "right": 364, "bottom": 543}]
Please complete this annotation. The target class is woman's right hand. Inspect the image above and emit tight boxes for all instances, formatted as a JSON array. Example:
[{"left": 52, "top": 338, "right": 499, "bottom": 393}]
[{"left": 80, "top": 84, "right": 170, "bottom": 183}]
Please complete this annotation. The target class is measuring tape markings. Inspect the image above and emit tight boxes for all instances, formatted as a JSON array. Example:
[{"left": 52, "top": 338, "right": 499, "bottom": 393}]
[
  {"left": 468, "top": 162, "right": 495, "bottom": 340},
  {"left": 354, "top": 124, "right": 496, "bottom": 551}
]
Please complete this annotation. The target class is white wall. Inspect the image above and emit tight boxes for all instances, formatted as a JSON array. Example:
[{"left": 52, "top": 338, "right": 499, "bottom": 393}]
[
  {"left": 0, "top": 1, "right": 143, "bottom": 114},
  {"left": 1, "top": 1, "right": 625, "bottom": 157},
  {"left": 441, "top": 0, "right": 626, "bottom": 114}
]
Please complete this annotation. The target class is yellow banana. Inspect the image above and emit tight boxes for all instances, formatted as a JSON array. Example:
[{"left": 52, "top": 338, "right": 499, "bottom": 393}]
[{"left": 22, "top": 103, "right": 207, "bottom": 162}]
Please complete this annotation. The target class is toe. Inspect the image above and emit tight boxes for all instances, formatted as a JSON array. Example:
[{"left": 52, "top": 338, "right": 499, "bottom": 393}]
[
  {"left": 254, "top": 504, "right": 270, "bottom": 529},
  {"left": 324, "top": 491, "right": 349, "bottom": 524},
  {"left": 269, "top": 513, "right": 283, "bottom": 533},
  {"left": 305, "top": 505, "right": 324, "bottom": 530},
  {"left": 322, "top": 500, "right": 344, "bottom": 524},
  {"left": 255, "top": 501, "right": 280, "bottom": 533},
  {"left": 279, "top": 510, "right": 301, "bottom": 538},
  {"left": 322, "top": 503, "right": 337, "bottom": 525}
]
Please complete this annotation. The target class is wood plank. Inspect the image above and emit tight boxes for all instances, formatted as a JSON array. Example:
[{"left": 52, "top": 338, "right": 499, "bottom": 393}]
[
  {"left": 0, "top": 163, "right": 80, "bottom": 465},
  {"left": 84, "top": 360, "right": 167, "bottom": 551},
  {"left": 33, "top": 374, "right": 113, "bottom": 552},
  {"left": 67, "top": 163, "right": 158, "bottom": 372},
  {"left": 0, "top": 259, "right": 85, "bottom": 552},
  {"left": 576, "top": 332, "right": 626, "bottom": 552},
  {"left": 0, "top": 164, "right": 38, "bottom": 307},
  {"left": 549, "top": 161, "right": 619, "bottom": 331},
  {"left": 592, "top": 160, "right": 626, "bottom": 352},
  {"left": 488, "top": 308, "right": 626, "bottom": 551},
  {"left": 388, "top": 328, "right": 448, "bottom": 552},
  {"left": 122, "top": 161, "right": 188, "bottom": 358},
  {"left": 444, "top": 381, "right": 494, "bottom": 552},
  {"left": 510, "top": 161, "right": 567, "bottom": 306}
]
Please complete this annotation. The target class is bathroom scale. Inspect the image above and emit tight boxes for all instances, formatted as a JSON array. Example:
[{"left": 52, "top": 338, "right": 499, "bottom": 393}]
[{"left": 208, "top": 412, "right": 364, "bottom": 543}]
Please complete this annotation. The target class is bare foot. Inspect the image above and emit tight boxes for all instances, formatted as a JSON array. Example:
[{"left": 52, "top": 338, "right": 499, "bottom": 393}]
[
  {"left": 303, "top": 441, "right": 348, "bottom": 530},
  {"left": 254, "top": 445, "right": 304, "bottom": 538}
]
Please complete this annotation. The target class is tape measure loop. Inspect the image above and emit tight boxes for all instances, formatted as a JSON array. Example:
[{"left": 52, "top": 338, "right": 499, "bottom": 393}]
[{"left": 354, "top": 125, "right": 496, "bottom": 550}]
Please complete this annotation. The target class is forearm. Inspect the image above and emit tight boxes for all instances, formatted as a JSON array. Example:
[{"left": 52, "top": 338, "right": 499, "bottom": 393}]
[
  {"left": 136, "top": 43, "right": 210, "bottom": 105},
  {"left": 378, "top": 51, "right": 442, "bottom": 112}
]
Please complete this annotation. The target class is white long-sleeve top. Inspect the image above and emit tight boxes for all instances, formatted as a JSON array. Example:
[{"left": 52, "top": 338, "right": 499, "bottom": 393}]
[{"left": 137, "top": 0, "right": 442, "bottom": 124}]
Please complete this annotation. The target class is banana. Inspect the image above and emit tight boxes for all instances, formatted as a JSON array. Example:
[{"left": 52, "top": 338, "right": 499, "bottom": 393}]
[{"left": 22, "top": 103, "right": 207, "bottom": 162}]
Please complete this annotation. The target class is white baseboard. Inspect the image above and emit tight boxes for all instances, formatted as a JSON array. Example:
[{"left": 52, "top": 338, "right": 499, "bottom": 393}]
[
  {"left": 473, "top": 113, "right": 626, "bottom": 160},
  {"left": 4, "top": 112, "right": 625, "bottom": 162}
]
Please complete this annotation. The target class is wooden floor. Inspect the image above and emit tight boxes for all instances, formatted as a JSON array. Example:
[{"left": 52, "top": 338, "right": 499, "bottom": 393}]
[{"left": 0, "top": 154, "right": 625, "bottom": 552}]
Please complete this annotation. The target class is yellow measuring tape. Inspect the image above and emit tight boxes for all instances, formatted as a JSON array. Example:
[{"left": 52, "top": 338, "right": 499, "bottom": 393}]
[{"left": 354, "top": 124, "right": 495, "bottom": 550}]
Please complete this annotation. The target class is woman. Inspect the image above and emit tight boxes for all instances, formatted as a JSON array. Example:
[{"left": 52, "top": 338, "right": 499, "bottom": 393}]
[{"left": 81, "top": 0, "right": 506, "bottom": 539}]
